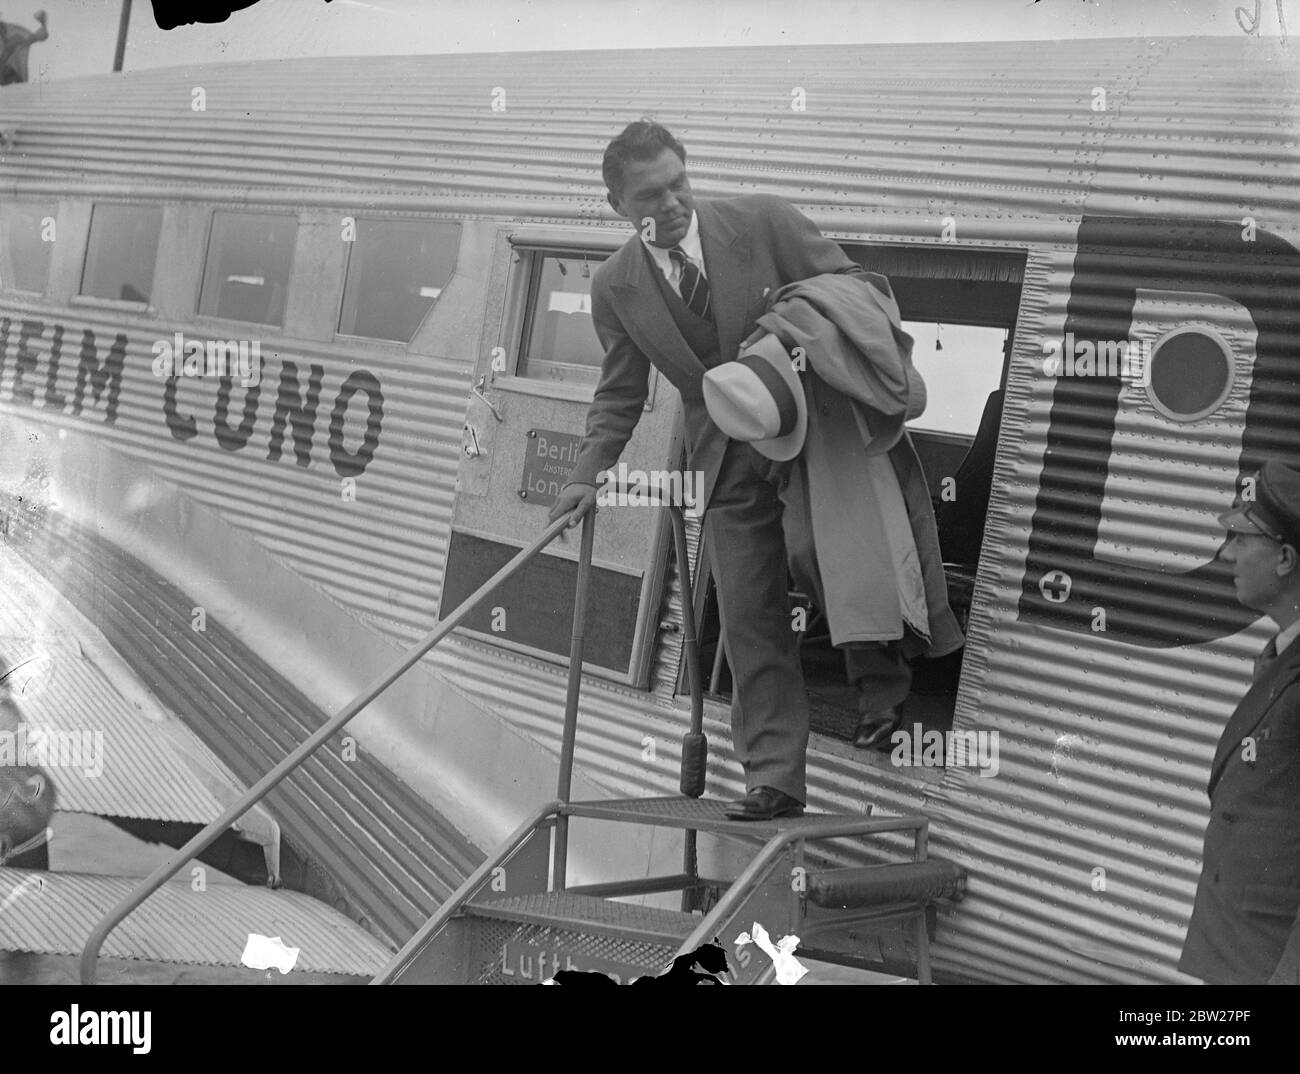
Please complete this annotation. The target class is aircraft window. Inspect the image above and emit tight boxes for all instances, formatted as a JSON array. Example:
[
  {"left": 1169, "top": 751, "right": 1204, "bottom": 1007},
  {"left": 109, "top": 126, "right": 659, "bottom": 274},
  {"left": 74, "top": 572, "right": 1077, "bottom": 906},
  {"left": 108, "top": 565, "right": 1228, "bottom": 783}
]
[
  {"left": 80, "top": 203, "right": 163, "bottom": 304},
  {"left": 1145, "top": 328, "right": 1234, "bottom": 422},
  {"left": 0, "top": 201, "right": 53, "bottom": 293},
  {"left": 198, "top": 211, "right": 297, "bottom": 326},
  {"left": 902, "top": 321, "right": 1008, "bottom": 437},
  {"left": 338, "top": 217, "right": 460, "bottom": 343},
  {"left": 516, "top": 251, "right": 607, "bottom": 386}
]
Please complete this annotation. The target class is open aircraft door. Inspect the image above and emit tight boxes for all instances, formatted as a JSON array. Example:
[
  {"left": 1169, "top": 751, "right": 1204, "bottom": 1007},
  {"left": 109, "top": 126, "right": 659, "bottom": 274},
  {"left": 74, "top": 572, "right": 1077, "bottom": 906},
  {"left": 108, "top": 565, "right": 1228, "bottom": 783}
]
[
  {"left": 440, "top": 227, "right": 684, "bottom": 687},
  {"left": 1019, "top": 216, "right": 1300, "bottom": 648}
]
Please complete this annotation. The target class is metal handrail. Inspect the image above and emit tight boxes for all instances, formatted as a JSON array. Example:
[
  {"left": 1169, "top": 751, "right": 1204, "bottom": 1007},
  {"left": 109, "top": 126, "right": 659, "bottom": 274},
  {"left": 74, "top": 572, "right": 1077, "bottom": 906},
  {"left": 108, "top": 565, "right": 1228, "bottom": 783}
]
[
  {"left": 665, "top": 500, "right": 706, "bottom": 792},
  {"left": 552, "top": 509, "right": 596, "bottom": 888},
  {"left": 554, "top": 481, "right": 707, "bottom": 890},
  {"left": 369, "top": 799, "right": 563, "bottom": 985},
  {"left": 79, "top": 512, "right": 585, "bottom": 985},
  {"left": 82, "top": 473, "right": 710, "bottom": 983}
]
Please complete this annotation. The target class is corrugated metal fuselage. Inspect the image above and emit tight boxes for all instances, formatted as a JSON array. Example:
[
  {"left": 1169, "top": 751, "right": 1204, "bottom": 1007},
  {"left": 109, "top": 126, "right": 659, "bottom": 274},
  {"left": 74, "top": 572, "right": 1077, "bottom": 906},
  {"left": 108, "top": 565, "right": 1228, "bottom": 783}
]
[{"left": 1, "top": 36, "right": 1297, "bottom": 982}]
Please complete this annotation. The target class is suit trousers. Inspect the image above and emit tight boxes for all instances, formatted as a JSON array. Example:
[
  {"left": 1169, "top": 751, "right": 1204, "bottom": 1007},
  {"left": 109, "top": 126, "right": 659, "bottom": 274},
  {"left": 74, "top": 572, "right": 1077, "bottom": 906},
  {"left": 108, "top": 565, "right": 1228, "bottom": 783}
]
[
  {"left": 844, "top": 643, "right": 912, "bottom": 711},
  {"left": 704, "top": 440, "right": 809, "bottom": 802}
]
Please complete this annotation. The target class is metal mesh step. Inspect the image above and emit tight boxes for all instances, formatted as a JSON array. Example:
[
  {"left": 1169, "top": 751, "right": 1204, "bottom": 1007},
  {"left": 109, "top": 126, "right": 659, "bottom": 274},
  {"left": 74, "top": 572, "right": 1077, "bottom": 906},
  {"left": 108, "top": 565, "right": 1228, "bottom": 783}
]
[
  {"left": 567, "top": 795, "right": 862, "bottom": 836},
  {"left": 464, "top": 893, "right": 696, "bottom": 985},
  {"left": 467, "top": 892, "right": 697, "bottom": 944}
]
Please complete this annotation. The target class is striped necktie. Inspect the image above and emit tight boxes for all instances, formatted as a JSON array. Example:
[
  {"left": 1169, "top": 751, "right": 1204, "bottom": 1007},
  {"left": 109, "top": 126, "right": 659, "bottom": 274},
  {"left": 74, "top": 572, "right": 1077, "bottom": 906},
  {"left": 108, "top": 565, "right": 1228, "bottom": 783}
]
[
  {"left": 1253, "top": 635, "right": 1279, "bottom": 682},
  {"left": 668, "top": 246, "right": 711, "bottom": 320}
]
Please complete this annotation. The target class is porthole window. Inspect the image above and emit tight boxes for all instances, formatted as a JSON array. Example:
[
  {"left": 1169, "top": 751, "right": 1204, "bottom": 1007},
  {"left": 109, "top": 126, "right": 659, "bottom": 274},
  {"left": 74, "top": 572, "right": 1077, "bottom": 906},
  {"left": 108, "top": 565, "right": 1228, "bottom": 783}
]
[{"left": 1145, "top": 327, "right": 1235, "bottom": 422}]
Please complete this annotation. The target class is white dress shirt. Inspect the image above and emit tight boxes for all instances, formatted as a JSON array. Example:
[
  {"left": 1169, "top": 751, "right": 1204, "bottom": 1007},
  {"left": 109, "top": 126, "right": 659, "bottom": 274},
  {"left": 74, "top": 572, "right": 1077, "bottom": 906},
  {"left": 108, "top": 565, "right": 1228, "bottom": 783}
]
[
  {"left": 641, "top": 211, "right": 705, "bottom": 288},
  {"left": 1274, "top": 617, "right": 1300, "bottom": 658}
]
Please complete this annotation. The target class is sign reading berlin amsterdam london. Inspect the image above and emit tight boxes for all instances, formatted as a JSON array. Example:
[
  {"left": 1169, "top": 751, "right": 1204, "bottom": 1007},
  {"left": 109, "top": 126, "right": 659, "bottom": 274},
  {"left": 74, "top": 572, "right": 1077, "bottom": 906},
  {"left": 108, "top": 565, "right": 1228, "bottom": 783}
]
[{"left": 518, "top": 428, "right": 581, "bottom": 508}]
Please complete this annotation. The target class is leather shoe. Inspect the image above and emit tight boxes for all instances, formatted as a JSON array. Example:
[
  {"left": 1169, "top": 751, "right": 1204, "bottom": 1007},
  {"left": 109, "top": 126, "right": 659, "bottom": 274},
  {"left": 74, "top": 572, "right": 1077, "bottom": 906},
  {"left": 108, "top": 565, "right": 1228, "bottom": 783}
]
[
  {"left": 852, "top": 705, "right": 903, "bottom": 751},
  {"left": 724, "top": 786, "right": 805, "bottom": 821}
]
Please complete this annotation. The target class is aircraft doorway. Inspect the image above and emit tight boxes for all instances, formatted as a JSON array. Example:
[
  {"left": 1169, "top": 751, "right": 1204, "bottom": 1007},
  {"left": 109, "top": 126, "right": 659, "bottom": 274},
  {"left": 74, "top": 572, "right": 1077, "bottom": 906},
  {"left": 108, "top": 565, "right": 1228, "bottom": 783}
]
[{"left": 686, "top": 243, "right": 1026, "bottom": 764}]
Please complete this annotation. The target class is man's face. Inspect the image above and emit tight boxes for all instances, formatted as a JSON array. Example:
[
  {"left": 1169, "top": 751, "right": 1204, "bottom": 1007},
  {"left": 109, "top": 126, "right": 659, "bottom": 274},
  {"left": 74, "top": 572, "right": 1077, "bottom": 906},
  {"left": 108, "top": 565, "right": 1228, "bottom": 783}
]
[
  {"left": 608, "top": 148, "right": 694, "bottom": 249},
  {"left": 1220, "top": 529, "right": 1293, "bottom": 613}
]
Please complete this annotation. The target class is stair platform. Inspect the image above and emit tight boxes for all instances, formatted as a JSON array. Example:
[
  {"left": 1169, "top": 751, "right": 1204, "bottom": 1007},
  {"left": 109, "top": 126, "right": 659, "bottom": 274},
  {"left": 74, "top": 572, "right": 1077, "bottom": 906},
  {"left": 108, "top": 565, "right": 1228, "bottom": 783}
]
[
  {"left": 461, "top": 891, "right": 697, "bottom": 985},
  {"left": 565, "top": 796, "right": 870, "bottom": 837},
  {"left": 468, "top": 892, "right": 696, "bottom": 945},
  {"left": 377, "top": 797, "right": 951, "bottom": 984}
]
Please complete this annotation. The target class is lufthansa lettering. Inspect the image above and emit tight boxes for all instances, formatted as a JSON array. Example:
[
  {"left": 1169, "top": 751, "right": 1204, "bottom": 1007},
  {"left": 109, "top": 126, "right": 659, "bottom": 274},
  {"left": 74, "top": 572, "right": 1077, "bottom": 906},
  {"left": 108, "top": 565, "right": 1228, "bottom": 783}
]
[
  {"left": 0, "top": 318, "right": 384, "bottom": 477},
  {"left": 499, "top": 940, "right": 641, "bottom": 984}
]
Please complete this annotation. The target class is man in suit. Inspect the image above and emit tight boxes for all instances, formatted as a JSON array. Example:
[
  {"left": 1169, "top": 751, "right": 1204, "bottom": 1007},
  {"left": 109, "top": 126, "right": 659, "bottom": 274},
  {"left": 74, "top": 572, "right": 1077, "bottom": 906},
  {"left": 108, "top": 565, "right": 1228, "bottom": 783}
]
[
  {"left": 548, "top": 120, "right": 905, "bottom": 820},
  {"left": 1179, "top": 459, "right": 1300, "bottom": 984}
]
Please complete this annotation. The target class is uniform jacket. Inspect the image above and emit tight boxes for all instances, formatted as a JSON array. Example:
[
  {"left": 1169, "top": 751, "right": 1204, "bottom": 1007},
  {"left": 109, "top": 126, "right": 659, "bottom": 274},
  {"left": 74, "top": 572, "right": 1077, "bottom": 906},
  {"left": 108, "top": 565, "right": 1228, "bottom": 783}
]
[
  {"left": 565, "top": 194, "right": 865, "bottom": 511},
  {"left": 1179, "top": 635, "right": 1300, "bottom": 984},
  {"left": 758, "top": 274, "right": 964, "bottom": 657}
]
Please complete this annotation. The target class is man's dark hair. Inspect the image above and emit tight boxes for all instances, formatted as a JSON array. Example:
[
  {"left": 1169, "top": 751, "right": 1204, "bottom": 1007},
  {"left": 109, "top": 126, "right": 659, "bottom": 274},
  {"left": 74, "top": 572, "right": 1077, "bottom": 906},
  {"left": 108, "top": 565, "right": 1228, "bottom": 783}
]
[{"left": 602, "top": 120, "right": 686, "bottom": 197}]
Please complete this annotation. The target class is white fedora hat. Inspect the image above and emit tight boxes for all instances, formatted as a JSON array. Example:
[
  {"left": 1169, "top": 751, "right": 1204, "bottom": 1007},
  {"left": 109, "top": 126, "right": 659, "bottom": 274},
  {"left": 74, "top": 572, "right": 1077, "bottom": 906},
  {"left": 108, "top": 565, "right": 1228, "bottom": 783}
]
[{"left": 702, "top": 333, "right": 806, "bottom": 461}]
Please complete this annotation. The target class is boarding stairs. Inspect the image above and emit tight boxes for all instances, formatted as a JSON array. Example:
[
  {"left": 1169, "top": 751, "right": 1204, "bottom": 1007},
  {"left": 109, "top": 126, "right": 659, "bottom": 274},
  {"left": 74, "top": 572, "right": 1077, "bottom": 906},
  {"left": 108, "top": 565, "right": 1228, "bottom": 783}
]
[
  {"left": 374, "top": 796, "right": 965, "bottom": 984},
  {"left": 66, "top": 480, "right": 964, "bottom": 985}
]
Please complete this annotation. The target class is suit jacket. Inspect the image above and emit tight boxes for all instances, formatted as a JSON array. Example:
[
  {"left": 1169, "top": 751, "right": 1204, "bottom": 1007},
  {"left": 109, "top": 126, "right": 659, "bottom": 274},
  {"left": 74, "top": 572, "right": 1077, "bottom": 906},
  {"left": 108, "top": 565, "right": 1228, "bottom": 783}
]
[
  {"left": 565, "top": 194, "right": 865, "bottom": 512},
  {"left": 757, "top": 274, "right": 964, "bottom": 658},
  {"left": 1179, "top": 634, "right": 1300, "bottom": 984}
]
